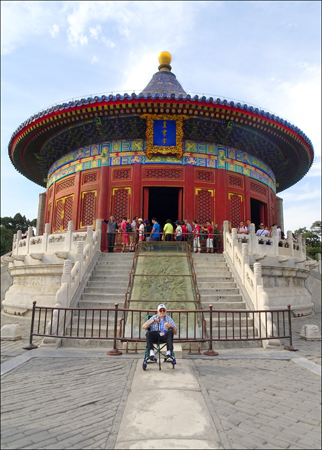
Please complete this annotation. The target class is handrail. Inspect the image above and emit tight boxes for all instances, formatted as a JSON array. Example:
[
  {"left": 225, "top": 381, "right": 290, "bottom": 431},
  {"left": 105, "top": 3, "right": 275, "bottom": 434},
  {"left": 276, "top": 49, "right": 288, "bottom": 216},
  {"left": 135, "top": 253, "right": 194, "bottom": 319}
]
[{"left": 24, "top": 302, "right": 297, "bottom": 353}]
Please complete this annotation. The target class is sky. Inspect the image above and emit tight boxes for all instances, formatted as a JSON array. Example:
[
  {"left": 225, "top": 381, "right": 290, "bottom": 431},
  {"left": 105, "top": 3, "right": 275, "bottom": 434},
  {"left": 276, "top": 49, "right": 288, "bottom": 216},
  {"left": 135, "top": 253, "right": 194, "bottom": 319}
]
[{"left": 1, "top": 1, "right": 321, "bottom": 233}]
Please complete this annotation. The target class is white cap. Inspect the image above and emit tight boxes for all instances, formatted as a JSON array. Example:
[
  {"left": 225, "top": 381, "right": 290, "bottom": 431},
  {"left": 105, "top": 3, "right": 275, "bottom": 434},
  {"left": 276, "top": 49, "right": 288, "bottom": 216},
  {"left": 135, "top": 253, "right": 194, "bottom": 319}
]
[{"left": 158, "top": 304, "right": 167, "bottom": 311}]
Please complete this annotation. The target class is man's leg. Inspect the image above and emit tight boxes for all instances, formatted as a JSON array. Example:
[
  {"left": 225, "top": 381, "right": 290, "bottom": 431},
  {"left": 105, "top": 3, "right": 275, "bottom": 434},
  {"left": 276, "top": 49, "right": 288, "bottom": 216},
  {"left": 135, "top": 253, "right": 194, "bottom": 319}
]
[
  {"left": 165, "top": 329, "right": 174, "bottom": 352},
  {"left": 146, "top": 331, "right": 159, "bottom": 353}
]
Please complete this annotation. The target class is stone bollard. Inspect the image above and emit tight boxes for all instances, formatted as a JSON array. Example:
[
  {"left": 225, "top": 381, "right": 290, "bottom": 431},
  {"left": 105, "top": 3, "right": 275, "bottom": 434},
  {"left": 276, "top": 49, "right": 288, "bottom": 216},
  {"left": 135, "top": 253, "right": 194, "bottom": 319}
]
[{"left": 1, "top": 324, "right": 22, "bottom": 341}]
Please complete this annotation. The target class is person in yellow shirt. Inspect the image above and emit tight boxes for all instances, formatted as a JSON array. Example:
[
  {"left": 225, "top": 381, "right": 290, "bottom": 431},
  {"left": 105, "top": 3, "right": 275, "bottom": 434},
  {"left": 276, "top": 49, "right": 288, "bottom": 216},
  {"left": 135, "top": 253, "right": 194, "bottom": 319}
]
[{"left": 163, "top": 219, "right": 174, "bottom": 241}]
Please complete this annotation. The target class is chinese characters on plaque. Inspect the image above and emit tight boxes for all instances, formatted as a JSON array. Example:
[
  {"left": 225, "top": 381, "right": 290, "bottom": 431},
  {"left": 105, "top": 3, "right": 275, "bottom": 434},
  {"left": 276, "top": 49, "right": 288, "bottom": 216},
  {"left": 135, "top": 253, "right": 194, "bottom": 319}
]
[{"left": 153, "top": 120, "right": 176, "bottom": 147}]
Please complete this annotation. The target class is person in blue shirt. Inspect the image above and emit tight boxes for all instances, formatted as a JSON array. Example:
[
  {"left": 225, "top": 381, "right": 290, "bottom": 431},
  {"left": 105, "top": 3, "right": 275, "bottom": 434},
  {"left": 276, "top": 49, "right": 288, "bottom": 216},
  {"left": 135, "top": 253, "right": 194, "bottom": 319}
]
[
  {"left": 151, "top": 217, "right": 160, "bottom": 241},
  {"left": 142, "top": 304, "right": 178, "bottom": 362}
]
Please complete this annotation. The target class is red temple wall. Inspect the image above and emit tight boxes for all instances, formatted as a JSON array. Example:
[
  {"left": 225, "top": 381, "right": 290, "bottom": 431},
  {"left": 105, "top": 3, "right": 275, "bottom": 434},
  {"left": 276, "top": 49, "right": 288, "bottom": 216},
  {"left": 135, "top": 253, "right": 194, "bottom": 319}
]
[{"left": 44, "top": 164, "right": 277, "bottom": 234}]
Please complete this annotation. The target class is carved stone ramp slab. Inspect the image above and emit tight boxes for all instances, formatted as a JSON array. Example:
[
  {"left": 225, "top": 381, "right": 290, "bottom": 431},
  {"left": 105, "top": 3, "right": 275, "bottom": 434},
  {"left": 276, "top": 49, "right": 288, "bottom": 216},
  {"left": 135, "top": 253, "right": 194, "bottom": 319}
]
[{"left": 114, "top": 359, "right": 223, "bottom": 449}]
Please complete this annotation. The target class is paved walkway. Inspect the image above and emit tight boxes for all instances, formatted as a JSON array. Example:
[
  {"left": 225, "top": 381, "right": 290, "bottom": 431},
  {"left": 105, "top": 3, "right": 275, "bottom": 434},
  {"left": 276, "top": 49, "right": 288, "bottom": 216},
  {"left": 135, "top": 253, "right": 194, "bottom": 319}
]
[{"left": 1, "top": 312, "right": 321, "bottom": 449}]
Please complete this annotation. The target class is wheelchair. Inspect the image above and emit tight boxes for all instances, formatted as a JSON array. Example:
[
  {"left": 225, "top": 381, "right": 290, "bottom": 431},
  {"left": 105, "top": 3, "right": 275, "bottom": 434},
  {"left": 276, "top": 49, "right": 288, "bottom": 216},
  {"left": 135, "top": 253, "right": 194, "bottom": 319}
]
[{"left": 142, "top": 314, "right": 176, "bottom": 371}]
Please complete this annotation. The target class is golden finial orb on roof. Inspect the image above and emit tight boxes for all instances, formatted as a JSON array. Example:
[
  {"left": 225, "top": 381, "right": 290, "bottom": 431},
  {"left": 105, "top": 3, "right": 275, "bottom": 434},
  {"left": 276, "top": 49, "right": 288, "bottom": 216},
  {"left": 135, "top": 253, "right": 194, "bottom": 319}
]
[{"left": 158, "top": 51, "right": 172, "bottom": 72}]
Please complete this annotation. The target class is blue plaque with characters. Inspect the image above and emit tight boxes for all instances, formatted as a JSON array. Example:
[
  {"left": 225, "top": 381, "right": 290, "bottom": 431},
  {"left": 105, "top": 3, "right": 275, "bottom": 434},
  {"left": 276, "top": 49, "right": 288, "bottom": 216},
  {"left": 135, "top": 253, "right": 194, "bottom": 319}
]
[{"left": 153, "top": 120, "right": 176, "bottom": 147}]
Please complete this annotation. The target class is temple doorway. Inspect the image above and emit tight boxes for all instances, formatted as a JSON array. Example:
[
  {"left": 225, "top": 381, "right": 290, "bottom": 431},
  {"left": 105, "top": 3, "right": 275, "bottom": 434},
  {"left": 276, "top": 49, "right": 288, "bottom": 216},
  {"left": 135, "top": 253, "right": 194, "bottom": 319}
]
[
  {"left": 144, "top": 187, "right": 182, "bottom": 229},
  {"left": 250, "top": 198, "right": 267, "bottom": 229}
]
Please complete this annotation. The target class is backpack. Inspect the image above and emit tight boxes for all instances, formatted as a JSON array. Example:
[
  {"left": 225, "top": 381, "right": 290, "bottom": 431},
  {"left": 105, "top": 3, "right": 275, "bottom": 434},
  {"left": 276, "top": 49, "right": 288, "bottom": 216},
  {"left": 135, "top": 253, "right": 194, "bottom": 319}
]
[{"left": 125, "top": 222, "right": 132, "bottom": 233}]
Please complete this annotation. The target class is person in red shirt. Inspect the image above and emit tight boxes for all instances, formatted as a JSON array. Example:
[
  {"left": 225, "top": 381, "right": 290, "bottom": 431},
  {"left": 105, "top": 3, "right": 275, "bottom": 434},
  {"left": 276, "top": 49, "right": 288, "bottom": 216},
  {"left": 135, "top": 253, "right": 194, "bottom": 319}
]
[
  {"left": 181, "top": 221, "right": 187, "bottom": 241},
  {"left": 203, "top": 220, "right": 213, "bottom": 253},
  {"left": 192, "top": 220, "right": 201, "bottom": 253}
]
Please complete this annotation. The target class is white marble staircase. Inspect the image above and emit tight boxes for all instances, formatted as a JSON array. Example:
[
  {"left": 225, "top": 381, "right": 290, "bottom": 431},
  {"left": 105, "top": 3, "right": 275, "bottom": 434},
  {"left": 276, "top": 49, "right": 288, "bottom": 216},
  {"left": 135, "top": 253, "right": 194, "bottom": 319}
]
[
  {"left": 62, "top": 252, "right": 133, "bottom": 347},
  {"left": 193, "top": 253, "right": 260, "bottom": 348}
]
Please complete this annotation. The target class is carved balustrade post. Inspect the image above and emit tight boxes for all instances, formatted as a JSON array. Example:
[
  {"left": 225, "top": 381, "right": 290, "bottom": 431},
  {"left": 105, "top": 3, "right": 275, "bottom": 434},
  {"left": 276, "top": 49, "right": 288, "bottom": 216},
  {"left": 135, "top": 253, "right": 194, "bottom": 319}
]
[
  {"left": 270, "top": 225, "right": 278, "bottom": 256},
  {"left": 16, "top": 230, "right": 22, "bottom": 255},
  {"left": 26, "top": 226, "right": 33, "bottom": 254},
  {"left": 254, "top": 262, "right": 263, "bottom": 310},
  {"left": 87, "top": 226, "right": 94, "bottom": 259},
  {"left": 65, "top": 221, "right": 74, "bottom": 252},
  {"left": 96, "top": 219, "right": 102, "bottom": 252},
  {"left": 42, "top": 223, "right": 50, "bottom": 253},
  {"left": 76, "top": 241, "right": 84, "bottom": 278},
  {"left": 242, "top": 243, "right": 249, "bottom": 284},
  {"left": 223, "top": 220, "right": 229, "bottom": 252},
  {"left": 249, "top": 223, "right": 256, "bottom": 254},
  {"left": 287, "top": 230, "right": 294, "bottom": 257},
  {"left": 231, "top": 228, "right": 237, "bottom": 264},
  {"left": 12, "top": 234, "right": 17, "bottom": 253}
]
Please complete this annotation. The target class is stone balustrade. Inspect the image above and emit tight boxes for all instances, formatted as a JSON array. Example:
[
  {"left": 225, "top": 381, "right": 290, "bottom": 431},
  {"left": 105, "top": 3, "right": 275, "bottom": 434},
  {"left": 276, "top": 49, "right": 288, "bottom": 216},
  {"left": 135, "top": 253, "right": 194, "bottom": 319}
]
[
  {"left": 1, "top": 220, "right": 102, "bottom": 317},
  {"left": 223, "top": 220, "right": 316, "bottom": 319}
]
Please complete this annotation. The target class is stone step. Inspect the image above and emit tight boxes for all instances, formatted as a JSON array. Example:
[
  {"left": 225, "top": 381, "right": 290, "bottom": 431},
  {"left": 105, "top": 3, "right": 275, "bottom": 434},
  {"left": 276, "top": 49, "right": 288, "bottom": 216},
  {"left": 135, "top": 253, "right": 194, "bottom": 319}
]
[
  {"left": 201, "top": 293, "right": 243, "bottom": 301},
  {"left": 84, "top": 286, "right": 127, "bottom": 294},
  {"left": 61, "top": 338, "right": 113, "bottom": 349},
  {"left": 199, "top": 288, "right": 240, "bottom": 296},
  {"left": 90, "top": 275, "right": 130, "bottom": 282},
  {"left": 197, "top": 276, "right": 234, "bottom": 283},
  {"left": 198, "top": 281, "right": 236, "bottom": 289},
  {"left": 193, "top": 262, "right": 228, "bottom": 268},
  {"left": 79, "top": 298, "right": 124, "bottom": 309},
  {"left": 192, "top": 255, "right": 224, "bottom": 260},
  {"left": 196, "top": 270, "right": 233, "bottom": 281},
  {"left": 201, "top": 301, "right": 246, "bottom": 310},
  {"left": 87, "top": 280, "right": 128, "bottom": 288},
  {"left": 94, "top": 268, "right": 133, "bottom": 275},
  {"left": 97, "top": 261, "right": 133, "bottom": 268}
]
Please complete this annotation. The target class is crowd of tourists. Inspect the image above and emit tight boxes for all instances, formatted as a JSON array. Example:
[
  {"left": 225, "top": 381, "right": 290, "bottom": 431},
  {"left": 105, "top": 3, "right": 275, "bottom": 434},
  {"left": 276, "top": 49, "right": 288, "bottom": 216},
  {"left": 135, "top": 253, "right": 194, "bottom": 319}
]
[
  {"left": 103, "top": 215, "right": 298, "bottom": 253},
  {"left": 237, "top": 220, "right": 298, "bottom": 246},
  {"left": 103, "top": 216, "right": 222, "bottom": 253}
]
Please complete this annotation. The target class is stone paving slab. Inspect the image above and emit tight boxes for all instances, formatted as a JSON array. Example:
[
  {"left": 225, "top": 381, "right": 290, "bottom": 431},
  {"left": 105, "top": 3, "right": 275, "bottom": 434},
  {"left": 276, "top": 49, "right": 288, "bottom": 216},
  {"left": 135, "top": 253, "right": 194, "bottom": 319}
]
[
  {"left": 1, "top": 357, "right": 136, "bottom": 449},
  {"left": 114, "top": 359, "right": 223, "bottom": 449},
  {"left": 193, "top": 358, "right": 321, "bottom": 449}
]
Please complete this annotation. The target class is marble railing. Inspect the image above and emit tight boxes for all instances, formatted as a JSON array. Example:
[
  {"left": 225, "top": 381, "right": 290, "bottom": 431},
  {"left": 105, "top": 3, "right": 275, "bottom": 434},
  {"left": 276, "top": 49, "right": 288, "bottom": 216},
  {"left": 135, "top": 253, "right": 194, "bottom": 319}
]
[{"left": 223, "top": 221, "right": 279, "bottom": 348}]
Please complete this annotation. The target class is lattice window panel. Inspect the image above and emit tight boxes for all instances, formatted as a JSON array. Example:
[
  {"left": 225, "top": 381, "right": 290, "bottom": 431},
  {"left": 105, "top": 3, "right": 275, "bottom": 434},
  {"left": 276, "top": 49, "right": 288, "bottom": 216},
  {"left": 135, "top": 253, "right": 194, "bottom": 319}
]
[
  {"left": 63, "top": 196, "right": 74, "bottom": 230},
  {"left": 83, "top": 172, "right": 98, "bottom": 184},
  {"left": 81, "top": 191, "right": 96, "bottom": 228},
  {"left": 197, "top": 171, "right": 211, "bottom": 182},
  {"left": 250, "top": 182, "right": 267, "bottom": 197},
  {"left": 114, "top": 169, "right": 130, "bottom": 180},
  {"left": 145, "top": 169, "right": 181, "bottom": 179},
  {"left": 57, "top": 177, "right": 75, "bottom": 192},
  {"left": 230, "top": 195, "right": 242, "bottom": 229},
  {"left": 229, "top": 176, "right": 242, "bottom": 187},
  {"left": 197, "top": 190, "right": 212, "bottom": 225},
  {"left": 54, "top": 200, "right": 64, "bottom": 232},
  {"left": 114, "top": 189, "right": 129, "bottom": 223}
]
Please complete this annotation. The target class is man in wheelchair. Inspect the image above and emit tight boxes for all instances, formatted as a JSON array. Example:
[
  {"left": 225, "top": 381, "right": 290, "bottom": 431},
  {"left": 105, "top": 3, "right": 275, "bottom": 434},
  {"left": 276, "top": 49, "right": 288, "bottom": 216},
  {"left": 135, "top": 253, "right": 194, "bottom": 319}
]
[{"left": 142, "top": 304, "right": 177, "bottom": 363}]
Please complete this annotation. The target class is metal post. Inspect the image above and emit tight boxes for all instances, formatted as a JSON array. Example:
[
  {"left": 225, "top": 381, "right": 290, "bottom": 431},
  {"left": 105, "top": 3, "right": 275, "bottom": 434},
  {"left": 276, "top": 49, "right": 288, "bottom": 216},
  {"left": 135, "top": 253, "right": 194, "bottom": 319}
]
[
  {"left": 204, "top": 304, "right": 218, "bottom": 356},
  {"left": 23, "top": 301, "right": 38, "bottom": 350},
  {"left": 107, "top": 303, "right": 122, "bottom": 356},
  {"left": 284, "top": 305, "right": 298, "bottom": 351}
]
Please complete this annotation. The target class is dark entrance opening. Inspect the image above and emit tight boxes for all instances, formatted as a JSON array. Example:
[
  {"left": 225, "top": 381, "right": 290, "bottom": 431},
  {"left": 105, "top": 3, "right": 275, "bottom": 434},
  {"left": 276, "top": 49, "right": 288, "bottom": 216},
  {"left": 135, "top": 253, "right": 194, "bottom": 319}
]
[
  {"left": 250, "top": 198, "right": 267, "bottom": 229},
  {"left": 148, "top": 187, "right": 180, "bottom": 229}
]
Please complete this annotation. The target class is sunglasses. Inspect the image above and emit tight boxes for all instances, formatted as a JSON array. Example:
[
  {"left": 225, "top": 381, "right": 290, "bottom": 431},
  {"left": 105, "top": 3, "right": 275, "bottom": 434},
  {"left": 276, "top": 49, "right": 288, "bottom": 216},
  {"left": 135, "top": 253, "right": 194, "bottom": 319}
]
[{"left": 159, "top": 309, "right": 166, "bottom": 312}]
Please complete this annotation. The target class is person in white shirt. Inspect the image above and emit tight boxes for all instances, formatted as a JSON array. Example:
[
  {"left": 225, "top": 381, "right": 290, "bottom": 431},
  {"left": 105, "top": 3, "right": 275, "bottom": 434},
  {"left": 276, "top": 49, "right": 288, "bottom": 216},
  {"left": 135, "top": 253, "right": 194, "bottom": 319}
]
[
  {"left": 256, "top": 223, "right": 270, "bottom": 237},
  {"left": 175, "top": 220, "right": 183, "bottom": 241},
  {"left": 138, "top": 218, "right": 145, "bottom": 241}
]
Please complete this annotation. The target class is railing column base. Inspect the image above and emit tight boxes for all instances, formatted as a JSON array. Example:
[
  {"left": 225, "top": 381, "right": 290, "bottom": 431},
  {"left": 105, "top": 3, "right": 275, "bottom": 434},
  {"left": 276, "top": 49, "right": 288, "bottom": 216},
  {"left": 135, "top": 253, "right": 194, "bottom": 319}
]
[
  {"left": 204, "top": 349, "right": 218, "bottom": 356},
  {"left": 284, "top": 345, "right": 298, "bottom": 352},
  {"left": 107, "top": 349, "right": 122, "bottom": 356},
  {"left": 23, "top": 344, "right": 38, "bottom": 350}
]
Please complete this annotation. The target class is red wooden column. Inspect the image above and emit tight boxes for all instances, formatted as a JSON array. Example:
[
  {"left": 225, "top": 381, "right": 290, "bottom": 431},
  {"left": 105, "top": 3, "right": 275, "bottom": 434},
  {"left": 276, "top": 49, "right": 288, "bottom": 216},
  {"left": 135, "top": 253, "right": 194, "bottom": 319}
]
[
  {"left": 143, "top": 187, "right": 149, "bottom": 220},
  {"left": 178, "top": 188, "right": 183, "bottom": 221},
  {"left": 131, "top": 164, "right": 142, "bottom": 219},
  {"left": 184, "top": 166, "right": 195, "bottom": 222},
  {"left": 72, "top": 171, "right": 81, "bottom": 230},
  {"left": 97, "top": 165, "right": 109, "bottom": 227},
  {"left": 215, "top": 169, "right": 228, "bottom": 228}
]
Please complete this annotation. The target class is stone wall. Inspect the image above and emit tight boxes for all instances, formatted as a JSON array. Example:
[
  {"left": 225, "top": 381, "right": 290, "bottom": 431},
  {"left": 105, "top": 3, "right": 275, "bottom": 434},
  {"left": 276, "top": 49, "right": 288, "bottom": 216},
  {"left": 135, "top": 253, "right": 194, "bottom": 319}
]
[{"left": 305, "top": 270, "right": 322, "bottom": 313}]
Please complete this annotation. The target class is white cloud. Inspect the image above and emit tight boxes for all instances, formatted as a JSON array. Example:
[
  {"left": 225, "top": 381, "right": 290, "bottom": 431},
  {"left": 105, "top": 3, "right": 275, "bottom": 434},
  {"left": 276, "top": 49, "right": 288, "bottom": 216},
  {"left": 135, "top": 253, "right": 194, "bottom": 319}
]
[
  {"left": 101, "top": 36, "right": 116, "bottom": 49},
  {"left": 89, "top": 25, "right": 102, "bottom": 40},
  {"left": 91, "top": 55, "right": 98, "bottom": 65},
  {"left": 50, "top": 24, "right": 59, "bottom": 38}
]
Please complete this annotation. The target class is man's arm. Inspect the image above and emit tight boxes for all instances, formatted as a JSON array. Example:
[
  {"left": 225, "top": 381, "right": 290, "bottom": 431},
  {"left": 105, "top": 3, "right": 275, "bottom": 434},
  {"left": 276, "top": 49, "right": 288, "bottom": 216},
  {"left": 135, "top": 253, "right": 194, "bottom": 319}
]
[
  {"left": 165, "top": 317, "right": 178, "bottom": 335},
  {"left": 142, "top": 315, "right": 159, "bottom": 329}
]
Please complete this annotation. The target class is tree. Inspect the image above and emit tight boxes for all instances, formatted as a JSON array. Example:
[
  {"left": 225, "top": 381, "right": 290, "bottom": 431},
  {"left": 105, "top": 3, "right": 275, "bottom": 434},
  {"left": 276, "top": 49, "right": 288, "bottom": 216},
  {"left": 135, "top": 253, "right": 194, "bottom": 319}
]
[
  {"left": 294, "top": 221, "right": 322, "bottom": 261},
  {"left": 0, "top": 214, "right": 37, "bottom": 257}
]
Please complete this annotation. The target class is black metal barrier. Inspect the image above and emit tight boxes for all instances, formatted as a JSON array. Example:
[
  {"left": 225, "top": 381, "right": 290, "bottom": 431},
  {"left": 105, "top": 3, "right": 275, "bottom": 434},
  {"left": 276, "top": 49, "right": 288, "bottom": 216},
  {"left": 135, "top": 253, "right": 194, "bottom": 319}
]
[{"left": 24, "top": 302, "right": 297, "bottom": 354}]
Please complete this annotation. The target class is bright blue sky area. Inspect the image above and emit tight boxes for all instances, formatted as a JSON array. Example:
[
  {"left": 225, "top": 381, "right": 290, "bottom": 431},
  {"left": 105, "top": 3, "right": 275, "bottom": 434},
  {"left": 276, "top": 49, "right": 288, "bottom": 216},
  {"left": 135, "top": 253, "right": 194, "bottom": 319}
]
[{"left": 1, "top": 1, "right": 321, "bottom": 233}]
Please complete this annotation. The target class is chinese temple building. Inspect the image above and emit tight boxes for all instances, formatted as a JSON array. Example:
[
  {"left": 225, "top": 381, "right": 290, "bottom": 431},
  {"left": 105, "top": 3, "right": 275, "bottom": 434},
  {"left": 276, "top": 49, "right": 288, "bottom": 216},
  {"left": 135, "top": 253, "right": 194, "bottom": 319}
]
[{"left": 8, "top": 52, "right": 314, "bottom": 237}]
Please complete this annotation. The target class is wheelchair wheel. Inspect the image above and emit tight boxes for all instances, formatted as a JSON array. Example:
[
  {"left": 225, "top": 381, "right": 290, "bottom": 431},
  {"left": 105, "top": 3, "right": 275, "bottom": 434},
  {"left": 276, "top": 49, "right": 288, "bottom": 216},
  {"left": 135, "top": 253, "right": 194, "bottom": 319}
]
[
  {"left": 172, "top": 358, "right": 176, "bottom": 369},
  {"left": 142, "top": 360, "right": 147, "bottom": 371}
]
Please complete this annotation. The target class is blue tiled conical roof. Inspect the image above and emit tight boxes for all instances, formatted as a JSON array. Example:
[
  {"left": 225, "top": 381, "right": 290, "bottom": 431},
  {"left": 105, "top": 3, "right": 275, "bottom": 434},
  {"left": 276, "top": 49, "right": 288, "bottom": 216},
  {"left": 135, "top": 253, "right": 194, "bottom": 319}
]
[{"left": 141, "top": 70, "right": 187, "bottom": 97}]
